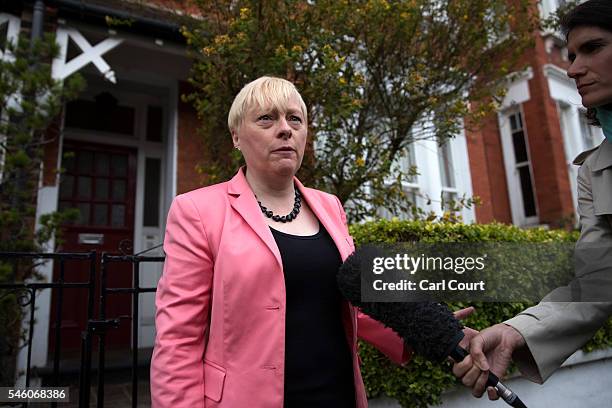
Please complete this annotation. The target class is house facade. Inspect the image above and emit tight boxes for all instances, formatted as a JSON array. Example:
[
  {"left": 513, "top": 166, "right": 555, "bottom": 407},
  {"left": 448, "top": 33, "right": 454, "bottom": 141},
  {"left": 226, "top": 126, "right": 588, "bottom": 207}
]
[
  {"left": 2, "top": 0, "right": 198, "bottom": 375},
  {"left": 465, "top": 0, "right": 603, "bottom": 228},
  {"left": 0, "top": 0, "right": 603, "bottom": 384}
]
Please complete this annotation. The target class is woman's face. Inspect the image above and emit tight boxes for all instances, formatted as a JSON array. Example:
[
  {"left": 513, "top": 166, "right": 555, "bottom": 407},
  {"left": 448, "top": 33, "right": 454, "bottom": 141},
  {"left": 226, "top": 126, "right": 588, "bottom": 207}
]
[
  {"left": 567, "top": 26, "right": 612, "bottom": 108},
  {"left": 232, "top": 95, "right": 307, "bottom": 178}
]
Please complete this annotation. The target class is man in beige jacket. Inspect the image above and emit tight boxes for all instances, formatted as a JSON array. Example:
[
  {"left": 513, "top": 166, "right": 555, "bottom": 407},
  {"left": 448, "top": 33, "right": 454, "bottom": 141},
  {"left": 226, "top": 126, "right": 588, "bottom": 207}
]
[{"left": 453, "top": 0, "right": 612, "bottom": 399}]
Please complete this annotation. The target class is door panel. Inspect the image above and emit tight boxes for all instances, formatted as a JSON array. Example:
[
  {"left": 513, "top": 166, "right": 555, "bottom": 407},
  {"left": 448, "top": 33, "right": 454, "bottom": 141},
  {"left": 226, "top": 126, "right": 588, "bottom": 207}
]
[{"left": 49, "top": 141, "right": 137, "bottom": 352}]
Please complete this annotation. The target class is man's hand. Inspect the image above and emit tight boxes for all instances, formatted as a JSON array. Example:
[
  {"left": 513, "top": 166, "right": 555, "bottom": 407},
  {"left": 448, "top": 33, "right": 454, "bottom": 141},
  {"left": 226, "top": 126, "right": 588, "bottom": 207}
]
[
  {"left": 453, "top": 306, "right": 480, "bottom": 345},
  {"left": 453, "top": 306, "right": 475, "bottom": 321},
  {"left": 452, "top": 323, "right": 526, "bottom": 399}
]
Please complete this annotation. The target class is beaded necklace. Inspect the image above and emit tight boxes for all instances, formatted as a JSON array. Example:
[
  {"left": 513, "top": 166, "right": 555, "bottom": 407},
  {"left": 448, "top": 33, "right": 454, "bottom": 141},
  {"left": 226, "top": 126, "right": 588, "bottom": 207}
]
[{"left": 257, "top": 188, "right": 302, "bottom": 223}]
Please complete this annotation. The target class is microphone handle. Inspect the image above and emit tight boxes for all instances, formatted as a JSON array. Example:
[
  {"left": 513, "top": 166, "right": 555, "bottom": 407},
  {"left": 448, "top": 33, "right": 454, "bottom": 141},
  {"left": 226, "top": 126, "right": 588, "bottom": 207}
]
[{"left": 450, "top": 346, "right": 528, "bottom": 408}]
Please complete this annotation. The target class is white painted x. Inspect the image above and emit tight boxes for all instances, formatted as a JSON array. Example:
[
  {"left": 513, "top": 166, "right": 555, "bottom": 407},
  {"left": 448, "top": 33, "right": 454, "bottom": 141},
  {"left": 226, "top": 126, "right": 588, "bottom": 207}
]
[{"left": 52, "top": 27, "right": 123, "bottom": 83}]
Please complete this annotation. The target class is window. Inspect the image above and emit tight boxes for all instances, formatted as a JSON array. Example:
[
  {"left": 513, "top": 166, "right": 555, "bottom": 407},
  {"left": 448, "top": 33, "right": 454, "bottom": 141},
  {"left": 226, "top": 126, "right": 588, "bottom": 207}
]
[
  {"left": 143, "top": 158, "right": 161, "bottom": 227},
  {"left": 438, "top": 141, "right": 458, "bottom": 212},
  {"left": 377, "top": 187, "right": 419, "bottom": 221},
  {"left": 378, "top": 143, "right": 420, "bottom": 220},
  {"left": 399, "top": 144, "right": 420, "bottom": 217},
  {"left": 59, "top": 147, "right": 131, "bottom": 228},
  {"left": 400, "top": 143, "right": 418, "bottom": 184},
  {"left": 500, "top": 109, "right": 538, "bottom": 225},
  {"left": 509, "top": 112, "right": 536, "bottom": 218},
  {"left": 146, "top": 106, "right": 164, "bottom": 142},
  {"left": 64, "top": 93, "right": 136, "bottom": 136}
]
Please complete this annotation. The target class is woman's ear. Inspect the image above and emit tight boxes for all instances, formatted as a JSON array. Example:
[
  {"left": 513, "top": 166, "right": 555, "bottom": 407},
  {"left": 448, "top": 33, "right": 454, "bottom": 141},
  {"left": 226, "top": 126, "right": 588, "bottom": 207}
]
[{"left": 231, "top": 130, "right": 240, "bottom": 148}]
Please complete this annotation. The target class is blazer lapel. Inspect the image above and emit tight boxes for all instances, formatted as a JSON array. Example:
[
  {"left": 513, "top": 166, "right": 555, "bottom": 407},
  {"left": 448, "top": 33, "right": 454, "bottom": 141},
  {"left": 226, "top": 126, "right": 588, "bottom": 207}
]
[
  {"left": 227, "top": 169, "right": 283, "bottom": 269},
  {"left": 590, "top": 142, "right": 612, "bottom": 216},
  {"left": 227, "top": 168, "right": 350, "bottom": 267},
  {"left": 592, "top": 140, "right": 612, "bottom": 172}
]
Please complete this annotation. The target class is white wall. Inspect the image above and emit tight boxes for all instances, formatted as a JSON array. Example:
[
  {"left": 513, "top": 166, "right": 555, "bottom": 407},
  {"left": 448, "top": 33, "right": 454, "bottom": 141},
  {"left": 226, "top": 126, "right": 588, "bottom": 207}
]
[{"left": 369, "top": 347, "right": 612, "bottom": 408}]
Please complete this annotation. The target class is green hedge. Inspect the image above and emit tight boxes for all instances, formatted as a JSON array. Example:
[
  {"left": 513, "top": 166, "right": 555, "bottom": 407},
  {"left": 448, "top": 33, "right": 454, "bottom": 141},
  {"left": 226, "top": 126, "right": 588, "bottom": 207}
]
[{"left": 350, "top": 219, "right": 612, "bottom": 407}]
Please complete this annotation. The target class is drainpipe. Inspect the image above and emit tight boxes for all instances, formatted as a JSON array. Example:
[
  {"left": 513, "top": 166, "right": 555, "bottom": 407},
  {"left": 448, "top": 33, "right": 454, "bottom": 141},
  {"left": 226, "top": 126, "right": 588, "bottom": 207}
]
[{"left": 30, "top": 0, "right": 45, "bottom": 41}]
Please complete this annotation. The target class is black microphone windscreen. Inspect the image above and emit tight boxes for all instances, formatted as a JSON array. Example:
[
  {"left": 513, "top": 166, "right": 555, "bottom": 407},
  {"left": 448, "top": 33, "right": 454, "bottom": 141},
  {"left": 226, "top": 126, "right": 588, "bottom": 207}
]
[{"left": 337, "top": 249, "right": 464, "bottom": 361}]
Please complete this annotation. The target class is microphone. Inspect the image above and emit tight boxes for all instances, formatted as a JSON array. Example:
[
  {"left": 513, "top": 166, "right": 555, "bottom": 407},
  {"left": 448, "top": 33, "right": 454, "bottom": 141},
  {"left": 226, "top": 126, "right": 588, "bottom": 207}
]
[{"left": 337, "top": 249, "right": 528, "bottom": 408}]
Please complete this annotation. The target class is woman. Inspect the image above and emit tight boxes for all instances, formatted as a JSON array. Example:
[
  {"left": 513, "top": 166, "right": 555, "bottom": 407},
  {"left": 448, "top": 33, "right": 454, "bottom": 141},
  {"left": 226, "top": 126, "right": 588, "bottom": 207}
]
[
  {"left": 150, "top": 76, "right": 411, "bottom": 407},
  {"left": 452, "top": 0, "right": 612, "bottom": 399}
]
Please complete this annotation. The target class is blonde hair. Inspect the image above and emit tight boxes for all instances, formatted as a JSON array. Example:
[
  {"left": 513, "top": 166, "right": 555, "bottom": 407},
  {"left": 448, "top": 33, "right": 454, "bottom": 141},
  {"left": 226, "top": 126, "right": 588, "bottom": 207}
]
[{"left": 227, "top": 76, "right": 307, "bottom": 132}]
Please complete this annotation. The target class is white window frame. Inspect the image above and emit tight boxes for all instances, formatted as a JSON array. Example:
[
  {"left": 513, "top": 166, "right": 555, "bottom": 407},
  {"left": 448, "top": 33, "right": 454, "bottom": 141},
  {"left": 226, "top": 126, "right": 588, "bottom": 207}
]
[
  {"left": 377, "top": 128, "right": 475, "bottom": 223},
  {"left": 0, "top": 12, "right": 21, "bottom": 60},
  {"left": 0, "top": 13, "right": 21, "bottom": 183},
  {"left": 438, "top": 140, "right": 459, "bottom": 212},
  {"left": 499, "top": 106, "right": 539, "bottom": 226}
]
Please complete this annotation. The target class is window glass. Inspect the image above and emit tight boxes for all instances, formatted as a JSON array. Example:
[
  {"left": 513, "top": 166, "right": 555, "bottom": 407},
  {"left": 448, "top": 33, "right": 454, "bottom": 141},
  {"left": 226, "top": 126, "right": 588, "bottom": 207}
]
[
  {"left": 64, "top": 97, "right": 135, "bottom": 136},
  {"left": 111, "top": 204, "right": 125, "bottom": 227},
  {"left": 95, "top": 153, "right": 110, "bottom": 176},
  {"left": 112, "top": 180, "right": 126, "bottom": 201},
  {"left": 143, "top": 158, "right": 161, "bottom": 227},
  {"left": 518, "top": 166, "right": 537, "bottom": 217},
  {"left": 441, "top": 191, "right": 458, "bottom": 212},
  {"left": 146, "top": 106, "right": 164, "bottom": 142},
  {"left": 95, "top": 179, "right": 109, "bottom": 200},
  {"left": 93, "top": 203, "right": 108, "bottom": 226},
  {"left": 77, "top": 176, "right": 92, "bottom": 199},
  {"left": 401, "top": 144, "right": 418, "bottom": 184},
  {"left": 438, "top": 142, "right": 456, "bottom": 188},
  {"left": 59, "top": 175, "right": 74, "bottom": 199},
  {"left": 111, "top": 154, "right": 128, "bottom": 177},
  {"left": 77, "top": 151, "right": 93, "bottom": 174},
  {"left": 77, "top": 203, "right": 90, "bottom": 225}
]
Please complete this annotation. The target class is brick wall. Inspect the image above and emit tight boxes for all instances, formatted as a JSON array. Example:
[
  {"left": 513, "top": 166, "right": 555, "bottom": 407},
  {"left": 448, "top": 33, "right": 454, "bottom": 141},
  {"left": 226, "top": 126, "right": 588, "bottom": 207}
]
[
  {"left": 469, "top": 24, "right": 576, "bottom": 226},
  {"left": 466, "top": 112, "right": 512, "bottom": 224},
  {"left": 521, "top": 32, "right": 574, "bottom": 227},
  {"left": 176, "top": 81, "right": 207, "bottom": 194}
]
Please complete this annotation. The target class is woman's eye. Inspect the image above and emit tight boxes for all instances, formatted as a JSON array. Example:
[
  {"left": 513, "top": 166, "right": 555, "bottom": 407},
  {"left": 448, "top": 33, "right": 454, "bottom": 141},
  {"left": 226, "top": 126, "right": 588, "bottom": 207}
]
[
  {"left": 584, "top": 43, "right": 601, "bottom": 53},
  {"left": 582, "top": 41, "right": 605, "bottom": 54}
]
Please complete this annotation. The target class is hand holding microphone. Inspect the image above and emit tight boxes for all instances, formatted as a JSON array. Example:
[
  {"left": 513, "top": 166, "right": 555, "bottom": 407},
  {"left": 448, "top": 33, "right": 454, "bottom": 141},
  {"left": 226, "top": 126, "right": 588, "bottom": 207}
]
[
  {"left": 453, "top": 323, "right": 527, "bottom": 400},
  {"left": 337, "top": 249, "right": 528, "bottom": 408}
]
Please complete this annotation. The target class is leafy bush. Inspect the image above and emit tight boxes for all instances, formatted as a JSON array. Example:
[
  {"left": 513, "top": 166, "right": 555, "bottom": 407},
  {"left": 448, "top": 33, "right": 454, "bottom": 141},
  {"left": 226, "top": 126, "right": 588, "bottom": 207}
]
[{"left": 351, "top": 219, "right": 611, "bottom": 407}]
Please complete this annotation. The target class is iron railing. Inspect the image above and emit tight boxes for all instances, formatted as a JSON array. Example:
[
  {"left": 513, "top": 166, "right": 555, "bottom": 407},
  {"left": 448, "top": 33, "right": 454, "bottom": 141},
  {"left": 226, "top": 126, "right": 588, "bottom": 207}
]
[
  {"left": 0, "top": 251, "right": 96, "bottom": 407},
  {"left": 0, "top": 250, "right": 164, "bottom": 407}
]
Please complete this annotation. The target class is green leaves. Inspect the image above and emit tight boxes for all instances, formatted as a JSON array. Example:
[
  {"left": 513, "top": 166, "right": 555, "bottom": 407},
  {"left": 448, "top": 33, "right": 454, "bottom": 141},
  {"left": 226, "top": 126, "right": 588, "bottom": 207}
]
[
  {"left": 184, "top": 0, "right": 536, "bottom": 221},
  {"left": 0, "top": 32, "right": 84, "bottom": 385},
  {"left": 0, "top": 34, "right": 84, "bottom": 254},
  {"left": 353, "top": 219, "right": 610, "bottom": 407}
]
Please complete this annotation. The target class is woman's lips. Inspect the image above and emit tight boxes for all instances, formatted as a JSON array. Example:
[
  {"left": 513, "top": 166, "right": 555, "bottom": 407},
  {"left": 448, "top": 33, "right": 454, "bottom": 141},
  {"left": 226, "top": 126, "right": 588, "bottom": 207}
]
[
  {"left": 272, "top": 147, "right": 295, "bottom": 153},
  {"left": 577, "top": 83, "right": 595, "bottom": 94}
]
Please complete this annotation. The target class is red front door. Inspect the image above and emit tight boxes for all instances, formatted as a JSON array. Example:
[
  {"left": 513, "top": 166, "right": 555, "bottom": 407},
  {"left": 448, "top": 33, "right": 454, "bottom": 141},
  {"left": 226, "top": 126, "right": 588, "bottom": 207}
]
[{"left": 49, "top": 141, "right": 137, "bottom": 352}]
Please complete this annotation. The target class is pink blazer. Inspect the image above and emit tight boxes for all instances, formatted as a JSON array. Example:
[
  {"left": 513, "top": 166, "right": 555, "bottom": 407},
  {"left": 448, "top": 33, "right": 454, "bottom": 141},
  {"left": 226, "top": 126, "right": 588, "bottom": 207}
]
[{"left": 151, "top": 169, "right": 410, "bottom": 407}]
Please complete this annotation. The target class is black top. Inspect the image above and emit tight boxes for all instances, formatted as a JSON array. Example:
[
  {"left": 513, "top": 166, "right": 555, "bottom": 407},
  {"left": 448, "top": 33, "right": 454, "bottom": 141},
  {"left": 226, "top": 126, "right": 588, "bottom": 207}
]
[{"left": 270, "top": 225, "right": 355, "bottom": 408}]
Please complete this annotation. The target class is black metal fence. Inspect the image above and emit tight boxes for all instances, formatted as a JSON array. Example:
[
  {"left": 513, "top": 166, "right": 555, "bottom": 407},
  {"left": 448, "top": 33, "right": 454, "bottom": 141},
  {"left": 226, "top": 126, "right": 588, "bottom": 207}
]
[{"left": 0, "top": 251, "right": 164, "bottom": 407}]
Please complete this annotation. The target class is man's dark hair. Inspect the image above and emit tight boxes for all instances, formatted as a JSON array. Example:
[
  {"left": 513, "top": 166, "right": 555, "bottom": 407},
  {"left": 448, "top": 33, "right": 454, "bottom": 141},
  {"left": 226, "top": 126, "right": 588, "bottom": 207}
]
[
  {"left": 560, "top": 0, "right": 612, "bottom": 41},
  {"left": 560, "top": 0, "right": 612, "bottom": 126}
]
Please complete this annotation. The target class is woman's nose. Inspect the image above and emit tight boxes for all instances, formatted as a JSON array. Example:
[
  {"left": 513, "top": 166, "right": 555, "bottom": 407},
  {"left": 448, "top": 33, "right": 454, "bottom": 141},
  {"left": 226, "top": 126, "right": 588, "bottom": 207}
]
[
  {"left": 277, "top": 117, "right": 292, "bottom": 138},
  {"left": 567, "top": 58, "right": 586, "bottom": 79}
]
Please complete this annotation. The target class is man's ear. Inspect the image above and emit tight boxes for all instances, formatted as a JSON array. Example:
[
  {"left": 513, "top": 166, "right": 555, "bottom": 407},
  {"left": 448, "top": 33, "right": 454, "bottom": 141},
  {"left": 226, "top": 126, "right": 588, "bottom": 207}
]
[{"left": 231, "top": 129, "right": 239, "bottom": 148}]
